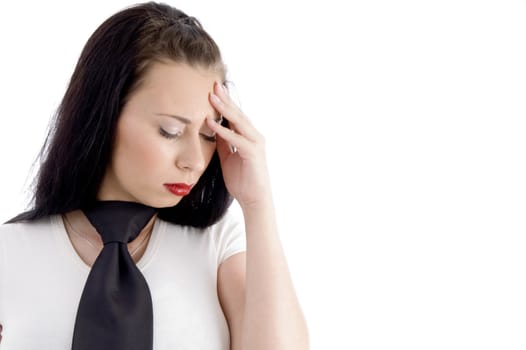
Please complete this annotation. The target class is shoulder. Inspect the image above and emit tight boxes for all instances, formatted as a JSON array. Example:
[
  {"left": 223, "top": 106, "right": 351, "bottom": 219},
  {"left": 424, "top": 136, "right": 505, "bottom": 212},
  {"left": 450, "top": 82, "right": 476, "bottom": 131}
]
[
  {"left": 211, "top": 206, "right": 246, "bottom": 266},
  {"left": 0, "top": 215, "right": 55, "bottom": 244},
  {"left": 162, "top": 206, "right": 245, "bottom": 237},
  {"left": 209, "top": 206, "right": 245, "bottom": 235},
  {"left": 161, "top": 206, "right": 246, "bottom": 266},
  {"left": 207, "top": 206, "right": 245, "bottom": 243}
]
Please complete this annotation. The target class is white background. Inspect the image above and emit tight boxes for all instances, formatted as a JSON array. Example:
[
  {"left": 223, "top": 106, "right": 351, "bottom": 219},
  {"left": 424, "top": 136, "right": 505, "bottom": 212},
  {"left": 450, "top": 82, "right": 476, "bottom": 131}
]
[{"left": 1, "top": 1, "right": 525, "bottom": 349}]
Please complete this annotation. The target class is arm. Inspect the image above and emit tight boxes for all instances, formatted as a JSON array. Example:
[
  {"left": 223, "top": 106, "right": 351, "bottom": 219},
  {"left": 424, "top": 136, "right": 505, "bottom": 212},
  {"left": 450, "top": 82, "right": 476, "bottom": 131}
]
[
  {"left": 241, "top": 198, "right": 309, "bottom": 349},
  {"left": 218, "top": 200, "right": 309, "bottom": 350},
  {"left": 210, "top": 82, "right": 309, "bottom": 349}
]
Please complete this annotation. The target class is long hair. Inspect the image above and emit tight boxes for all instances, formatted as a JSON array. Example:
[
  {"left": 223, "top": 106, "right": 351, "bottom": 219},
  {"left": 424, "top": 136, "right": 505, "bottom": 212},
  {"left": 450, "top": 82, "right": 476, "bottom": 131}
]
[{"left": 6, "top": 2, "right": 233, "bottom": 228}]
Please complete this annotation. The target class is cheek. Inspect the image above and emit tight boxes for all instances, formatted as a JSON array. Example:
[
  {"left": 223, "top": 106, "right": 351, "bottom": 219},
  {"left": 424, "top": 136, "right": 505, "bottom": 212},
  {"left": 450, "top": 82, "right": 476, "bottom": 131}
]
[
  {"left": 112, "top": 120, "right": 168, "bottom": 178},
  {"left": 203, "top": 143, "right": 217, "bottom": 168}
]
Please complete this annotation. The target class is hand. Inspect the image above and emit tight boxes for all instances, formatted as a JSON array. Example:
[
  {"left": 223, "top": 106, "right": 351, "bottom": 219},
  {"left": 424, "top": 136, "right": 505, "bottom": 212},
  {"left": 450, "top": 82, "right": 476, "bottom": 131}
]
[{"left": 207, "top": 82, "right": 272, "bottom": 209}]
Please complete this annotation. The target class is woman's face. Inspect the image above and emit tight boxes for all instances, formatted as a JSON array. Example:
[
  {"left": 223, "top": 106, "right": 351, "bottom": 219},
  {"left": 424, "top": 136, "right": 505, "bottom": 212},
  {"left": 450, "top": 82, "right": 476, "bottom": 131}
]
[{"left": 97, "top": 60, "right": 222, "bottom": 208}]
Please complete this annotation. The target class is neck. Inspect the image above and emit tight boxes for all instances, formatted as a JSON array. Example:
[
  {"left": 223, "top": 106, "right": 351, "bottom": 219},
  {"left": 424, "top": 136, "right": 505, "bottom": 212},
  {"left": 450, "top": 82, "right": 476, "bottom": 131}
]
[{"left": 64, "top": 210, "right": 157, "bottom": 248}]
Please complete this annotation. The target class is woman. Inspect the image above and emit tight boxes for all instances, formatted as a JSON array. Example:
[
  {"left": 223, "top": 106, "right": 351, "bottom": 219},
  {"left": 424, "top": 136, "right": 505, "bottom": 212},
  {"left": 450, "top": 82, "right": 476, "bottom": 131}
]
[{"left": 0, "top": 2, "right": 309, "bottom": 349}]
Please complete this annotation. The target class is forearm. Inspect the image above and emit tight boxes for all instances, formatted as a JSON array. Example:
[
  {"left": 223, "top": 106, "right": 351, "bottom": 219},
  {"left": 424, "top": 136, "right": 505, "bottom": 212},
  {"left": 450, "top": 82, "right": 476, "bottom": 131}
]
[{"left": 241, "top": 197, "right": 309, "bottom": 350}]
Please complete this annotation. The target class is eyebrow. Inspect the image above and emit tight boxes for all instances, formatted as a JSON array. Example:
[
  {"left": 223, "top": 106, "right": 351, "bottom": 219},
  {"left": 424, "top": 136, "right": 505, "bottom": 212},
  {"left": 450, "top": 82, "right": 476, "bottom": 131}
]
[{"left": 156, "top": 113, "right": 222, "bottom": 124}]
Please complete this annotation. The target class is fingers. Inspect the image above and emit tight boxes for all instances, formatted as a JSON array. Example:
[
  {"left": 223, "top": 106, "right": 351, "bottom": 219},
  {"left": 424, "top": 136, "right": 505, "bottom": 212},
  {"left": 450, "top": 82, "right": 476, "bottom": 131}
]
[
  {"left": 214, "top": 133, "right": 236, "bottom": 163},
  {"left": 209, "top": 82, "right": 262, "bottom": 143},
  {"left": 206, "top": 116, "right": 253, "bottom": 158}
]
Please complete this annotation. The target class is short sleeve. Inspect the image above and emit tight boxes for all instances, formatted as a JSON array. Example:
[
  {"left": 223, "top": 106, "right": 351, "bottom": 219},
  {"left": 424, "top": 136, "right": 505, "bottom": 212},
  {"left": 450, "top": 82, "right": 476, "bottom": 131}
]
[{"left": 213, "top": 208, "right": 246, "bottom": 266}]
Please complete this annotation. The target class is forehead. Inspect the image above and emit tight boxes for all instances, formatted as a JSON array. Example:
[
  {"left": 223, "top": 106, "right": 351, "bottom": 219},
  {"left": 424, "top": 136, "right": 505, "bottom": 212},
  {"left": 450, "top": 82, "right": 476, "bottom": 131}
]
[{"left": 134, "top": 60, "right": 222, "bottom": 118}]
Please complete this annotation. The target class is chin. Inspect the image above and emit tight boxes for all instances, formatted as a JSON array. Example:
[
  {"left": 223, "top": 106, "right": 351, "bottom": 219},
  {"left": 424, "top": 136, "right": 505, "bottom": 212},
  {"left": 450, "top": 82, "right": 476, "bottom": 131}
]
[{"left": 145, "top": 195, "right": 184, "bottom": 209}]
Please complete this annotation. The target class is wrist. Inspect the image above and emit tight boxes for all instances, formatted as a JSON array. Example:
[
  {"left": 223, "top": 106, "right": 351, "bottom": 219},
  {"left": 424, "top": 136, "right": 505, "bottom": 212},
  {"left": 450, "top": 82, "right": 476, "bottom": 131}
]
[{"left": 239, "top": 193, "right": 274, "bottom": 213}]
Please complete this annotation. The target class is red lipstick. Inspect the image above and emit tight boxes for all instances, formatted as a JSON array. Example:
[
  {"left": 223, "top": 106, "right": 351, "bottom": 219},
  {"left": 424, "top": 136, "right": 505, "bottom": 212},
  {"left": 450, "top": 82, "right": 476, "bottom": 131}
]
[{"left": 164, "top": 183, "right": 192, "bottom": 196}]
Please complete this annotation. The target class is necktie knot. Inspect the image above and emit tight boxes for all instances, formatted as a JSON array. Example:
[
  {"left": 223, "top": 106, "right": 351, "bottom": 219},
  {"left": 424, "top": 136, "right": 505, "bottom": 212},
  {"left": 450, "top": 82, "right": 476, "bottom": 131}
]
[{"left": 82, "top": 201, "right": 157, "bottom": 244}]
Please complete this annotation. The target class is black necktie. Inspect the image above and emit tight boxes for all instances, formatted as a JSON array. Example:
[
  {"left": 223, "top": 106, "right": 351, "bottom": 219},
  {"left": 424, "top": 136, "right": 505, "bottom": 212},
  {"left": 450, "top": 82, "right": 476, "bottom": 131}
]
[{"left": 71, "top": 200, "right": 157, "bottom": 350}]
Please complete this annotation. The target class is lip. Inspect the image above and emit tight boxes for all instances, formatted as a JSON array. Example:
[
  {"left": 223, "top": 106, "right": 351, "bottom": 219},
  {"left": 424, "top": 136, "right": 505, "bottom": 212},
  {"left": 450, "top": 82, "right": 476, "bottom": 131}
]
[{"left": 164, "top": 183, "right": 193, "bottom": 196}]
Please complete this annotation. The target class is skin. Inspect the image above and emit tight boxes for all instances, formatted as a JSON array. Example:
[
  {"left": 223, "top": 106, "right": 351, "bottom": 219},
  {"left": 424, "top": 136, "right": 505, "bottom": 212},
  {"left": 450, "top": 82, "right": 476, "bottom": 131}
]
[
  {"left": 62, "top": 60, "right": 221, "bottom": 265},
  {"left": 45, "top": 60, "right": 308, "bottom": 349}
]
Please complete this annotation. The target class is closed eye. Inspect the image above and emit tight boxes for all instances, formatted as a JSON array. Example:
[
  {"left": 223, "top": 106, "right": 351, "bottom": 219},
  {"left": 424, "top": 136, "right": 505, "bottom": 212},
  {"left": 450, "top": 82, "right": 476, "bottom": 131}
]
[
  {"left": 160, "top": 128, "right": 216, "bottom": 143},
  {"left": 159, "top": 128, "right": 182, "bottom": 139},
  {"left": 201, "top": 134, "right": 216, "bottom": 143}
]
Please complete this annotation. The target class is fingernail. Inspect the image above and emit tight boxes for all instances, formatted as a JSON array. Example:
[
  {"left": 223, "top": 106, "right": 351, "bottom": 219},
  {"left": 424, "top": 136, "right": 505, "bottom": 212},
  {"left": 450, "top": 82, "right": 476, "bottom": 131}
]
[{"left": 216, "top": 82, "right": 226, "bottom": 94}]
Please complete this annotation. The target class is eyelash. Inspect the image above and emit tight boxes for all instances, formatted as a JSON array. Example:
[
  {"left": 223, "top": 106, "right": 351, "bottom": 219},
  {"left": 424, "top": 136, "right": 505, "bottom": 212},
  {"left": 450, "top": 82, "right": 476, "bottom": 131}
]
[{"left": 159, "top": 128, "right": 216, "bottom": 143}]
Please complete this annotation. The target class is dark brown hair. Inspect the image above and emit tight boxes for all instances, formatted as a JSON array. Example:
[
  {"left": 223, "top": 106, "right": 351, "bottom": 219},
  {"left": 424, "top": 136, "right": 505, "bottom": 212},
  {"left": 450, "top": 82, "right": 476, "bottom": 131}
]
[{"left": 6, "top": 2, "right": 233, "bottom": 227}]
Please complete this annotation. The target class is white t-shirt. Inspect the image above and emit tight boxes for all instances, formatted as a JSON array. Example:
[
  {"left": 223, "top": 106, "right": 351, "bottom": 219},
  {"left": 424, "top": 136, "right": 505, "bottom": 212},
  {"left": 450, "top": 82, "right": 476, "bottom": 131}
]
[{"left": 0, "top": 209, "right": 246, "bottom": 349}]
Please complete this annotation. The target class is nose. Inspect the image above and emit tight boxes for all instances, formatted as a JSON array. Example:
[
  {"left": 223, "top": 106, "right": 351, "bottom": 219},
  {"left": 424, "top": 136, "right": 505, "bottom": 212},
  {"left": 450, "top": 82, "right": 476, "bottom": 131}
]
[{"left": 175, "top": 134, "right": 207, "bottom": 173}]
